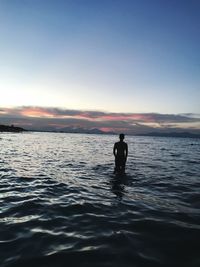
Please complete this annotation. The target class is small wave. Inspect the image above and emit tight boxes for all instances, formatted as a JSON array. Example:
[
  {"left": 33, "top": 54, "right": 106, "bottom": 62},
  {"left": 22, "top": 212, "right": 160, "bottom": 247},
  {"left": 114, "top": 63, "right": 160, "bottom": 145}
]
[{"left": 1, "top": 133, "right": 200, "bottom": 267}]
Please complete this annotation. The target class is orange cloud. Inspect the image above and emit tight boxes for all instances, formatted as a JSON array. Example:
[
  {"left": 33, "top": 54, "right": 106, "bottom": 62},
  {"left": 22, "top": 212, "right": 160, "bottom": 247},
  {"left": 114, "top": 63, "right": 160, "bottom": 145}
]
[
  {"left": 20, "top": 107, "right": 55, "bottom": 118},
  {"left": 7, "top": 107, "right": 157, "bottom": 124},
  {"left": 1, "top": 106, "right": 199, "bottom": 134}
]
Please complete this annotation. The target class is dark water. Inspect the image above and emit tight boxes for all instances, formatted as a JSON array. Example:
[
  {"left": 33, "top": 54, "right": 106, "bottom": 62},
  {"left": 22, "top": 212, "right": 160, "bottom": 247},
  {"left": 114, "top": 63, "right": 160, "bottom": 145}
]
[{"left": 0, "top": 132, "right": 200, "bottom": 267}]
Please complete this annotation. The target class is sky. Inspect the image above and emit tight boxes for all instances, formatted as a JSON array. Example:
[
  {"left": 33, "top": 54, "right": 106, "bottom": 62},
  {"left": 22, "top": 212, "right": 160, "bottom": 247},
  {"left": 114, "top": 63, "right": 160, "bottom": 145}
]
[{"left": 0, "top": 0, "right": 200, "bottom": 133}]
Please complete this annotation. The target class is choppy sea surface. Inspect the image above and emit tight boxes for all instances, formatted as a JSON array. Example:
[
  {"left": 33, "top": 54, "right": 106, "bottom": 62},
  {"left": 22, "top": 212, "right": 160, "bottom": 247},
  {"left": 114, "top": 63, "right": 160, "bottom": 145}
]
[{"left": 0, "top": 132, "right": 200, "bottom": 267}]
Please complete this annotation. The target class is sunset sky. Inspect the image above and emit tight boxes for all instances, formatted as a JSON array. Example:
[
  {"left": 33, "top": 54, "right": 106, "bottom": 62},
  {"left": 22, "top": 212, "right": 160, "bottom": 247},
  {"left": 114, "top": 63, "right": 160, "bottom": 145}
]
[{"left": 0, "top": 0, "right": 199, "bottom": 133}]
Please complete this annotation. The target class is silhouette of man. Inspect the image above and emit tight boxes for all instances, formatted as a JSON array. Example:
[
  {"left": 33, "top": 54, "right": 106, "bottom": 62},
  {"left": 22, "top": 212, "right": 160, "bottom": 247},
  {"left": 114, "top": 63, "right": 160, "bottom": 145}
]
[{"left": 113, "top": 133, "right": 128, "bottom": 174}]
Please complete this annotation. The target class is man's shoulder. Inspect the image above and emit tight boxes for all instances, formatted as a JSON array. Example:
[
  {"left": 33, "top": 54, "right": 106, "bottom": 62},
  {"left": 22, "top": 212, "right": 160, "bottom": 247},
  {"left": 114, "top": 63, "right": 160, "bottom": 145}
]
[{"left": 115, "top": 141, "right": 128, "bottom": 146}]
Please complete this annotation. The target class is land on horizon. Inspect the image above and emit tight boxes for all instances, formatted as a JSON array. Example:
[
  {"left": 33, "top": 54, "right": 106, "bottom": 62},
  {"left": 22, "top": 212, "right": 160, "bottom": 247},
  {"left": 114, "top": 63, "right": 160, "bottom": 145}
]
[
  {"left": 1, "top": 124, "right": 200, "bottom": 138},
  {"left": 0, "top": 124, "right": 26, "bottom": 133}
]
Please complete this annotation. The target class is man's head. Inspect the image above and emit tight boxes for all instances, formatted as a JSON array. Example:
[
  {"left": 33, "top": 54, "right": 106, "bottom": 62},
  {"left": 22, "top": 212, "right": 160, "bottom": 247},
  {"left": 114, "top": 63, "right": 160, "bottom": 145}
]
[{"left": 119, "top": 133, "right": 125, "bottom": 141}]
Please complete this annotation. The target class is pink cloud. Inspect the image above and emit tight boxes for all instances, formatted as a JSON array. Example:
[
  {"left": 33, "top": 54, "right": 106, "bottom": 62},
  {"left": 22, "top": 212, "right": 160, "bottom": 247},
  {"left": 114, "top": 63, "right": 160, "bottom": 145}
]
[
  {"left": 20, "top": 107, "right": 55, "bottom": 118},
  {"left": 98, "top": 114, "right": 154, "bottom": 122},
  {"left": 0, "top": 106, "right": 199, "bottom": 134}
]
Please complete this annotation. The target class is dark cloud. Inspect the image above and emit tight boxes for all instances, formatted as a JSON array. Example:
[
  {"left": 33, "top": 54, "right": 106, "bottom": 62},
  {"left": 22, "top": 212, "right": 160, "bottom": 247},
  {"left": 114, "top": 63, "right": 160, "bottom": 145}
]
[
  {"left": 148, "top": 113, "right": 200, "bottom": 123},
  {"left": 0, "top": 106, "right": 200, "bottom": 134}
]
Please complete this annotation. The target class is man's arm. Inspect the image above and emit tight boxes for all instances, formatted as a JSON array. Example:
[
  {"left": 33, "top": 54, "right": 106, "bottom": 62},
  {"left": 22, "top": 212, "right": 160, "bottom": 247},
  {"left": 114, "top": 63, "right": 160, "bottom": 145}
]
[
  {"left": 125, "top": 143, "right": 128, "bottom": 159},
  {"left": 113, "top": 143, "right": 117, "bottom": 157}
]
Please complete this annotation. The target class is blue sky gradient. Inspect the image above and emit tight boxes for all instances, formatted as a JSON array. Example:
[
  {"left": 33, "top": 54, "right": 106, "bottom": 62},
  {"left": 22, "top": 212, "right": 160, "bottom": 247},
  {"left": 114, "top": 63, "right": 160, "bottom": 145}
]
[{"left": 0, "top": 0, "right": 199, "bottom": 116}]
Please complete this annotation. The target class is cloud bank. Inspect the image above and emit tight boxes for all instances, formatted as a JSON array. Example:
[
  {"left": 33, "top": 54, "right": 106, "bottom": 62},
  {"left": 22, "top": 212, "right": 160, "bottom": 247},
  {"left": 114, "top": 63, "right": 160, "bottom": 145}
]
[{"left": 0, "top": 106, "right": 200, "bottom": 134}]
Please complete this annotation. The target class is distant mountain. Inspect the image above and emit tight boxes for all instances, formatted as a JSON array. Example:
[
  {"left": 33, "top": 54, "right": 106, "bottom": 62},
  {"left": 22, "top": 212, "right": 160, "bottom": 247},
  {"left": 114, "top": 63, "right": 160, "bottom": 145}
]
[
  {"left": 136, "top": 132, "right": 200, "bottom": 138},
  {"left": 31, "top": 126, "right": 115, "bottom": 135},
  {"left": 0, "top": 124, "right": 26, "bottom": 132},
  {"left": 57, "top": 127, "right": 114, "bottom": 135}
]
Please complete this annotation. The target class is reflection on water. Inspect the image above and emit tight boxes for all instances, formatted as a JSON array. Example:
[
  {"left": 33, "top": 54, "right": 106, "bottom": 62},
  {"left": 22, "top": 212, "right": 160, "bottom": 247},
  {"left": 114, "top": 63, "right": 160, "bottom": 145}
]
[
  {"left": 0, "top": 132, "right": 200, "bottom": 267},
  {"left": 110, "top": 174, "right": 129, "bottom": 199}
]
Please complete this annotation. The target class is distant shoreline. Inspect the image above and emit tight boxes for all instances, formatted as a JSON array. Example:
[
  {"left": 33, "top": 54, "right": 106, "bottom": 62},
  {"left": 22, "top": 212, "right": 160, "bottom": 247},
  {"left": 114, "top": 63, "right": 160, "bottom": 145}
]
[
  {"left": 33, "top": 131, "right": 200, "bottom": 138},
  {"left": 0, "top": 125, "right": 26, "bottom": 133},
  {"left": 1, "top": 125, "right": 199, "bottom": 138},
  {"left": 136, "top": 132, "right": 200, "bottom": 139}
]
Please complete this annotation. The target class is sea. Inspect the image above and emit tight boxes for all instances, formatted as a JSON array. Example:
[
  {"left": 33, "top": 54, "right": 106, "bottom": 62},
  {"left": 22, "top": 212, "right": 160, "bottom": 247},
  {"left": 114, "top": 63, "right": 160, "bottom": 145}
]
[{"left": 0, "top": 132, "right": 200, "bottom": 267}]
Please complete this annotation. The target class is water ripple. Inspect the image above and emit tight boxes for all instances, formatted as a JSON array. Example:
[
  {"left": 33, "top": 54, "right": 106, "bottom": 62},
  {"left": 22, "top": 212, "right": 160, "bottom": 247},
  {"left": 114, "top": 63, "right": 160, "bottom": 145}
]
[{"left": 0, "top": 133, "right": 200, "bottom": 267}]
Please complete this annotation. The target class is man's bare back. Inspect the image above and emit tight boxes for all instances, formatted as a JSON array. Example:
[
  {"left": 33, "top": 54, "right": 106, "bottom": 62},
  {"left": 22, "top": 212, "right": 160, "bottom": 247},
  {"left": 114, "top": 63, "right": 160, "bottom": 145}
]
[{"left": 113, "top": 134, "right": 128, "bottom": 174}]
